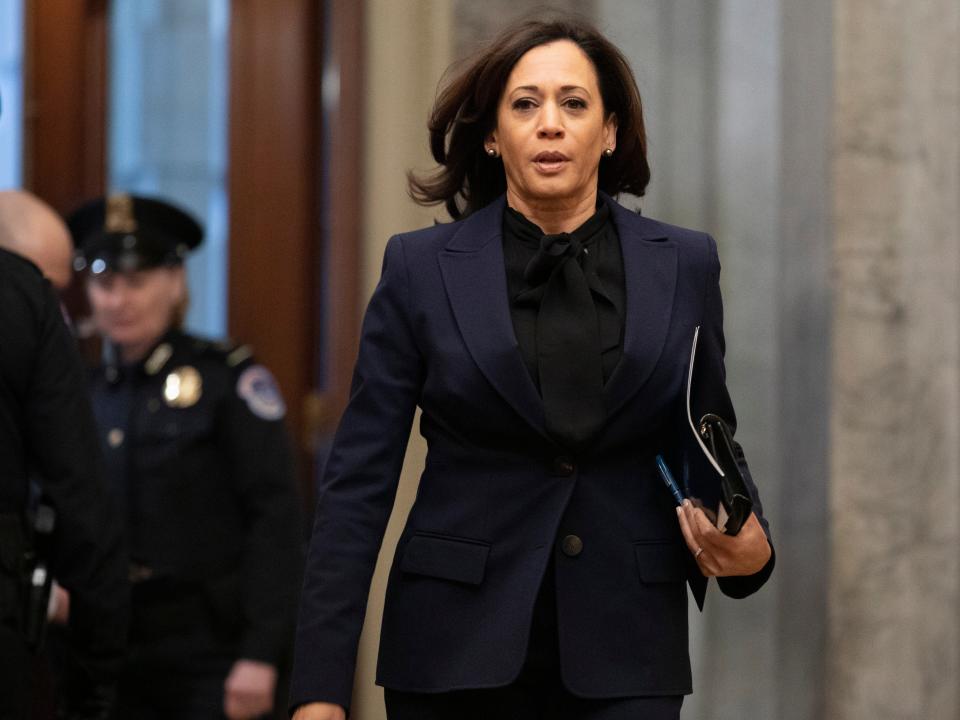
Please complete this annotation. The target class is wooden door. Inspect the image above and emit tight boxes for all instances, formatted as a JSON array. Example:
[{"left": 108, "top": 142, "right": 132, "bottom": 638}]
[{"left": 23, "top": 0, "right": 365, "bottom": 505}]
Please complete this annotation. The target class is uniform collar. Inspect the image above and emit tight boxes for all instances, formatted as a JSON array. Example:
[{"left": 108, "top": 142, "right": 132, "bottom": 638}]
[
  {"left": 104, "top": 328, "right": 181, "bottom": 383},
  {"left": 142, "top": 337, "right": 175, "bottom": 376}
]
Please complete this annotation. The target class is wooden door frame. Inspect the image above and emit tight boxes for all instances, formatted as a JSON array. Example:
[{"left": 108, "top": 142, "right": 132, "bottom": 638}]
[
  {"left": 315, "top": 0, "right": 365, "bottom": 448},
  {"left": 23, "top": 0, "right": 365, "bottom": 507},
  {"left": 23, "top": 0, "right": 107, "bottom": 213},
  {"left": 229, "top": 0, "right": 365, "bottom": 507},
  {"left": 227, "top": 0, "right": 322, "bottom": 502}
]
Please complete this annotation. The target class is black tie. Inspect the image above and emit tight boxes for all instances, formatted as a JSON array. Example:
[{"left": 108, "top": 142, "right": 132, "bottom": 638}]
[{"left": 523, "top": 231, "right": 606, "bottom": 449}]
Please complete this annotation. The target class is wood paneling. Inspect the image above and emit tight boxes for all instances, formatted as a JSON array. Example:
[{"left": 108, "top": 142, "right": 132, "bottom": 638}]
[
  {"left": 228, "top": 0, "right": 365, "bottom": 506},
  {"left": 23, "top": 0, "right": 106, "bottom": 349},
  {"left": 228, "top": 0, "right": 321, "bottom": 497},
  {"left": 23, "top": 0, "right": 106, "bottom": 213},
  {"left": 320, "top": 0, "right": 365, "bottom": 419}
]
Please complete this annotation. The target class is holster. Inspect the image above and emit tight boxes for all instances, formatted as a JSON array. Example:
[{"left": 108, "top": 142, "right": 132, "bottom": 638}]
[
  {"left": 0, "top": 504, "right": 55, "bottom": 650},
  {"left": 24, "top": 503, "right": 56, "bottom": 649}
]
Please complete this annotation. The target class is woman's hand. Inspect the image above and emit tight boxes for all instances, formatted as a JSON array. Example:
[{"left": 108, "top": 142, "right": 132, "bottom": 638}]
[
  {"left": 223, "top": 659, "right": 277, "bottom": 720},
  {"left": 291, "top": 702, "right": 347, "bottom": 720},
  {"left": 676, "top": 499, "right": 771, "bottom": 577}
]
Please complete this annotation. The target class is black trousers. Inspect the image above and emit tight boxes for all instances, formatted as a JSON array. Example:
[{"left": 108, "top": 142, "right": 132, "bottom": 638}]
[
  {"left": 384, "top": 556, "right": 684, "bottom": 720},
  {"left": 111, "top": 637, "right": 235, "bottom": 720},
  {"left": 111, "top": 583, "right": 238, "bottom": 720},
  {"left": 385, "top": 683, "right": 683, "bottom": 720}
]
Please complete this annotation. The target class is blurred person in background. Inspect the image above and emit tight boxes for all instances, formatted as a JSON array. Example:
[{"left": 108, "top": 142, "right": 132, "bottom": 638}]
[
  {"left": 0, "top": 189, "right": 114, "bottom": 630},
  {"left": 0, "top": 201, "right": 128, "bottom": 719},
  {"left": 68, "top": 193, "right": 303, "bottom": 720},
  {"left": 0, "top": 192, "right": 85, "bottom": 631},
  {"left": 0, "top": 189, "right": 74, "bottom": 291},
  {"left": 290, "top": 14, "right": 773, "bottom": 720}
]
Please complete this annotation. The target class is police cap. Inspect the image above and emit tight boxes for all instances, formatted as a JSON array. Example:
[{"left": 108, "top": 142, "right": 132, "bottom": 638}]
[{"left": 68, "top": 193, "right": 203, "bottom": 274}]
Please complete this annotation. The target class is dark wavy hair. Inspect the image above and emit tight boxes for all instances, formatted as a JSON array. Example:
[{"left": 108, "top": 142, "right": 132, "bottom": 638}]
[{"left": 408, "top": 15, "right": 651, "bottom": 220}]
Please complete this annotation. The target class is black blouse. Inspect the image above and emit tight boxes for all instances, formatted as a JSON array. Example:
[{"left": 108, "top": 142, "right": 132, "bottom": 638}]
[{"left": 502, "top": 198, "right": 627, "bottom": 407}]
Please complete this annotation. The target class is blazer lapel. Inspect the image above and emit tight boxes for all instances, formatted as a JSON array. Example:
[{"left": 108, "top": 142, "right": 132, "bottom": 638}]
[
  {"left": 438, "top": 194, "right": 678, "bottom": 437},
  {"left": 602, "top": 195, "right": 678, "bottom": 420},
  {"left": 438, "top": 198, "right": 548, "bottom": 439}
]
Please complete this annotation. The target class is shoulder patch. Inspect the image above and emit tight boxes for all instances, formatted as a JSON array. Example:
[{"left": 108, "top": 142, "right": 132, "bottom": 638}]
[{"left": 236, "top": 365, "right": 286, "bottom": 421}]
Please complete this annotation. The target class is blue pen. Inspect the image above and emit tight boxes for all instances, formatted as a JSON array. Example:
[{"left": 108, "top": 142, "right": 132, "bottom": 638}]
[{"left": 655, "top": 454, "right": 685, "bottom": 506}]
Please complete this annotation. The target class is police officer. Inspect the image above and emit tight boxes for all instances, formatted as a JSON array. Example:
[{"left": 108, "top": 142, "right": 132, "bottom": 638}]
[
  {"left": 68, "top": 193, "right": 303, "bottom": 719},
  {"left": 0, "top": 245, "right": 127, "bottom": 719}
]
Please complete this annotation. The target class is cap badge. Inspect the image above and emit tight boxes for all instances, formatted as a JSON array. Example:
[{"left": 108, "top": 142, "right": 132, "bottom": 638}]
[
  {"left": 163, "top": 366, "right": 203, "bottom": 408},
  {"left": 105, "top": 193, "right": 138, "bottom": 234}
]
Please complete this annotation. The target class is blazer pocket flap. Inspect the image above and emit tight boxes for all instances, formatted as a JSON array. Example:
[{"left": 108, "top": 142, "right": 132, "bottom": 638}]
[
  {"left": 634, "top": 542, "right": 686, "bottom": 583},
  {"left": 400, "top": 533, "right": 490, "bottom": 585}
]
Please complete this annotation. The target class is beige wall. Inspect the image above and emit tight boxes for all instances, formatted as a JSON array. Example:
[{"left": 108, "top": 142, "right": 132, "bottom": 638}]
[{"left": 350, "top": 2, "right": 453, "bottom": 718}]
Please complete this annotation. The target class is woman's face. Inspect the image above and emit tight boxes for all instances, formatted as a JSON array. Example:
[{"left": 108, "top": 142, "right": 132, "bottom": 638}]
[
  {"left": 87, "top": 266, "right": 185, "bottom": 359},
  {"left": 489, "top": 40, "right": 617, "bottom": 208}
]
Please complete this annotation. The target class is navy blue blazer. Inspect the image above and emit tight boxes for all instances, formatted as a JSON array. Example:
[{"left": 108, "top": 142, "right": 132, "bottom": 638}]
[{"left": 290, "top": 194, "right": 773, "bottom": 712}]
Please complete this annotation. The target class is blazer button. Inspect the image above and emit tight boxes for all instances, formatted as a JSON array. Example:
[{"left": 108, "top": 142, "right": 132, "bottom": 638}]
[
  {"left": 561, "top": 534, "right": 583, "bottom": 557},
  {"left": 552, "top": 456, "right": 575, "bottom": 476}
]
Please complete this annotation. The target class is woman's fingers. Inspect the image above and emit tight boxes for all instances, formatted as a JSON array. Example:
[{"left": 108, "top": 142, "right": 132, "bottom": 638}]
[
  {"left": 675, "top": 503, "right": 772, "bottom": 578},
  {"left": 676, "top": 502, "right": 701, "bottom": 556},
  {"left": 677, "top": 501, "right": 720, "bottom": 576},
  {"left": 689, "top": 502, "right": 721, "bottom": 539}
]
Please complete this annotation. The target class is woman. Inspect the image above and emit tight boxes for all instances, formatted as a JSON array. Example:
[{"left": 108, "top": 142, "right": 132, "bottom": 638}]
[
  {"left": 291, "top": 16, "right": 773, "bottom": 720},
  {"left": 67, "top": 193, "right": 303, "bottom": 720}
]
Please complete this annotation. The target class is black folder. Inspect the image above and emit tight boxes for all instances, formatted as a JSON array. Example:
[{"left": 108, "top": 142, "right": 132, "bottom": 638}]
[{"left": 684, "top": 326, "right": 753, "bottom": 536}]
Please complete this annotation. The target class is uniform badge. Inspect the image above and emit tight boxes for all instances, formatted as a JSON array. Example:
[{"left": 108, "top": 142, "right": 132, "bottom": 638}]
[
  {"left": 236, "top": 365, "right": 286, "bottom": 421},
  {"left": 163, "top": 366, "right": 203, "bottom": 408}
]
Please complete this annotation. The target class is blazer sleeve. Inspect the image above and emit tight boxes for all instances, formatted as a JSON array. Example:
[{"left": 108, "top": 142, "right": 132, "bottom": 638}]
[
  {"left": 693, "top": 234, "right": 775, "bottom": 599},
  {"left": 289, "top": 235, "right": 425, "bottom": 713}
]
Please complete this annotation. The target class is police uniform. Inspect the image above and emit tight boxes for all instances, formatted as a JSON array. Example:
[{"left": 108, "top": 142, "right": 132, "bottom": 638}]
[
  {"left": 0, "top": 248, "right": 127, "bottom": 719},
  {"left": 69, "top": 194, "right": 302, "bottom": 718}
]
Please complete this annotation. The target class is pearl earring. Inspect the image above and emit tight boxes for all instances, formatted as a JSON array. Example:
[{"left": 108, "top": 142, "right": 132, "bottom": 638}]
[
  {"left": 603, "top": 148, "right": 614, "bottom": 158},
  {"left": 486, "top": 148, "right": 498, "bottom": 157}
]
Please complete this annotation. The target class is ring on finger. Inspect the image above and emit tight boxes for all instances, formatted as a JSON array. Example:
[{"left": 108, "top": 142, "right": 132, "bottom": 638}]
[{"left": 694, "top": 546, "right": 704, "bottom": 559}]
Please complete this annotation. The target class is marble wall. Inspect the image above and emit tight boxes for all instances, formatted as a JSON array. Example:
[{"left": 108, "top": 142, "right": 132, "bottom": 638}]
[
  {"left": 777, "top": 0, "right": 833, "bottom": 717},
  {"left": 597, "top": 2, "right": 837, "bottom": 718},
  {"left": 828, "top": 0, "right": 960, "bottom": 717},
  {"left": 594, "top": 4, "right": 785, "bottom": 718}
]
